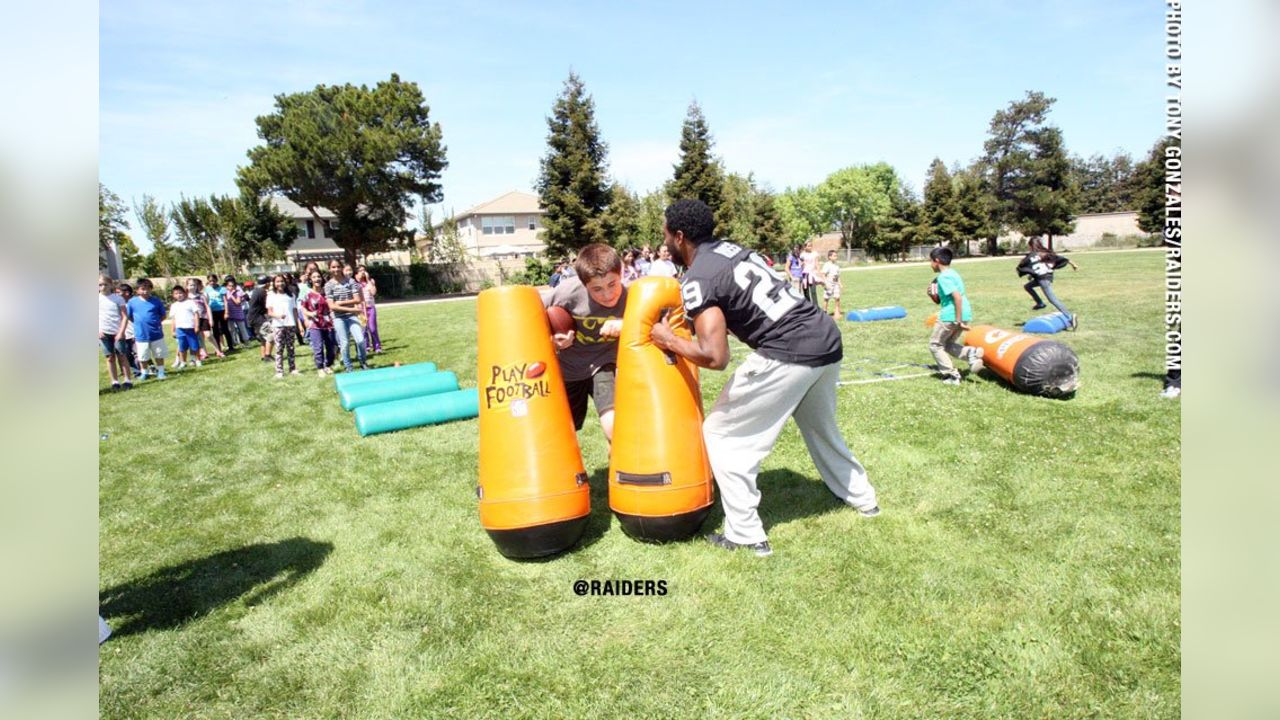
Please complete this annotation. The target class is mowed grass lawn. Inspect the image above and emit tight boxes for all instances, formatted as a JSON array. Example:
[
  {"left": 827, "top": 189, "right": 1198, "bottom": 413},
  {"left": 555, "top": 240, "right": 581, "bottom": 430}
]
[{"left": 99, "top": 249, "right": 1179, "bottom": 719}]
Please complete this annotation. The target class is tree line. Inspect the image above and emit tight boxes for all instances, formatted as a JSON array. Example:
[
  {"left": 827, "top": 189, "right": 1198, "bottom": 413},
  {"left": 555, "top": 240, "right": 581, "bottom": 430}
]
[{"left": 101, "top": 73, "right": 1172, "bottom": 276}]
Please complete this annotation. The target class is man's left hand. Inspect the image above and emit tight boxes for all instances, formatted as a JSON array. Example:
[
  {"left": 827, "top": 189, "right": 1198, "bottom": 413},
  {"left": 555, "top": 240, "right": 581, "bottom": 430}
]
[{"left": 650, "top": 316, "right": 675, "bottom": 350}]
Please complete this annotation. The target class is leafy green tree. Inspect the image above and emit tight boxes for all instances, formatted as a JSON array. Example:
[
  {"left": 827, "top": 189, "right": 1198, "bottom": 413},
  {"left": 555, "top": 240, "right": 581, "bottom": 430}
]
[
  {"left": 816, "top": 165, "right": 896, "bottom": 252},
  {"left": 170, "top": 196, "right": 225, "bottom": 272},
  {"left": 599, "top": 184, "right": 641, "bottom": 248},
  {"left": 921, "top": 158, "right": 961, "bottom": 247},
  {"left": 535, "top": 72, "right": 612, "bottom": 257},
  {"left": 670, "top": 101, "right": 724, "bottom": 215},
  {"left": 116, "top": 234, "right": 143, "bottom": 277},
  {"left": 217, "top": 192, "right": 299, "bottom": 268},
  {"left": 877, "top": 186, "right": 923, "bottom": 260},
  {"left": 238, "top": 73, "right": 447, "bottom": 264},
  {"left": 133, "top": 195, "right": 178, "bottom": 278},
  {"left": 426, "top": 213, "right": 470, "bottom": 263},
  {"left": 635, "top": 191, "right": 666, "bottom": 250},
  {"left": 99, "top": 184, "right": 130, "bottom": 272},
  {"left": 775, "top": 186, "right": 825, "bottom": 249},
  {"left": 1133, "top": 137, "right": 1177, "bottom": 235}
]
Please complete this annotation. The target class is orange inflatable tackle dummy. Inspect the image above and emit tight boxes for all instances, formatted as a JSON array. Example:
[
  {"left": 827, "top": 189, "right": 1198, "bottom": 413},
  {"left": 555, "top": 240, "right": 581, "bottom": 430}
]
[
  {"left": 925, "top": 314, "right": 1079, "bottom": 397},
  {"left": 476, "top": 286, "right": 590, "bottom": 558},
  {"left": 608, "top": 276, "right": 715, "bottom": 541}
]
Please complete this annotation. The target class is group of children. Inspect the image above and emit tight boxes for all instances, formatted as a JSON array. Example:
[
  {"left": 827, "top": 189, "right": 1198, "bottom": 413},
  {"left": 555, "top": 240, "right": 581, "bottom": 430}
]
[
  {"left": 787, "top": 244, "right": 844, "bottom": 319},
  {"left": 97, "top": 260, "right": 385, "bottom": 390}
]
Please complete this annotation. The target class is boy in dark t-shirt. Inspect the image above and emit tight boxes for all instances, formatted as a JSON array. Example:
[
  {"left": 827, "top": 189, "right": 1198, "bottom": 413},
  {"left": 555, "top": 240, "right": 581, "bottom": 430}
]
[
  {"left": 541, "top": 243, "right": 628, "bottom": 444},
  {"left": 651, "top": 200, "right": 879, "bottom": 558}
]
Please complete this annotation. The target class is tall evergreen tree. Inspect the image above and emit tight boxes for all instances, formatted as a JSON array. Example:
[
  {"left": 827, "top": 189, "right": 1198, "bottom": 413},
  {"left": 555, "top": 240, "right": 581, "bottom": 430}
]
[
  {"left": 599, "top": 184, "right": 641, "bottom": 248},
  {"left": 752, "top": 189, "right": 787, "bottom": 257},
  {"left": 670, "top": 101, "right": 723, "bottom": 215},
  {"left": 714, "top": 172, "right": 756, "bottom": 248},
  {"left": 921, "top": 158, "right": 961, "bottom": 247},
  {"left": 981, "top": 91, "right": 1051, "bottom": 253},
  {"left": 953, "top": 163, "right": 998, "bottom": 256},
  {"left": 1015, "top": 124, "right": 1077, "bottom": 247},
  {"left": 635, "top": 191, "right": 667, "bottom": 249},
  {"left": 535, "top": 72, "right": 612, "bottom": 257},
  {"left": 1133, "top": 137, "right": 1177, "bottom": 235}
]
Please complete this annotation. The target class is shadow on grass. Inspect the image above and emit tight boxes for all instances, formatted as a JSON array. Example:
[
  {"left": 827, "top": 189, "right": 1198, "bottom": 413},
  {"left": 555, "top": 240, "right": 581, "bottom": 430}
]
[
  {"left": 1130, "top": 371, "right": 1169, "bottom": 385},
  {"left": 975, "top": 369, "right": 1077, "bottom": 401},
  {"left": 99, "top": 537, "right": 333, "bottom": 638},
  {"left": 756, "top": 468, "right": 853, "bottom": 531}
]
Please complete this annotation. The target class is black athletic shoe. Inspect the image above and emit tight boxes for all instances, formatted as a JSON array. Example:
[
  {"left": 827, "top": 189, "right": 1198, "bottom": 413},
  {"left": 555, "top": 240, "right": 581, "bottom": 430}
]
[
  {"left": 1031, "top": 304, "right": 1047, "bottom": 310},
  {"left": 706, "top": 532, "right": 773, "bottom": 557},
  {"left": 858, "top": 505, "right": 881, "bottom": 518}
]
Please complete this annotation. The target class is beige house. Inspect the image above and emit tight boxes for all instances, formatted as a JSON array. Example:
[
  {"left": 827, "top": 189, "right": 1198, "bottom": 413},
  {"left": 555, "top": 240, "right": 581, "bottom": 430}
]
[
  {"left": 269, "top": 196, "right": 413, "bottom": 266},
  {"left": 433, "top": 190, "right": 546, "bottom": 259}
]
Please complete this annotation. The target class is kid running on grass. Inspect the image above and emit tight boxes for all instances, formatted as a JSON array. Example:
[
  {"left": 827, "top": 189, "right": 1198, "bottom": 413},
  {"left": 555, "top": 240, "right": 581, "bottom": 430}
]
[{"left": 928, "top": 247, "right": 984, "bottom": 385}]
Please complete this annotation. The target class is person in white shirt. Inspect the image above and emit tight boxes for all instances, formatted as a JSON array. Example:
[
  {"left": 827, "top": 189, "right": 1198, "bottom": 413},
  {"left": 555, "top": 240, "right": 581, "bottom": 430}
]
[
  {"left": 98, "top": 275, "right": 133, "bottom": 390},
  {"left": 168, "top": 286, "right": 202, "bottom": 369},
  {"left": 646, "top": 244, "right": 680, "bottom": 277},
  {"left": 821, "top": 250, "right": 842, "bottom": 318},
  {"left": 266, "top": 274, "right": 300, "bottom": 378}
]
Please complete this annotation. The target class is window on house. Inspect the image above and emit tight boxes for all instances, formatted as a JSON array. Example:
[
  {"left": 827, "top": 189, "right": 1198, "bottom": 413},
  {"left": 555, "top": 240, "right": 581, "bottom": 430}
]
[
  {"left": 327, "top": 220, "right": 339, "bottom": 235},
  {"left": 481, "top": 216, "right": 516, "bottom": 235},
  {"left": 305, "top": 220, "right": 315, "bottom": 239},
  {"left": 528, "top": 217, "right": 537, "bottom": 230}
]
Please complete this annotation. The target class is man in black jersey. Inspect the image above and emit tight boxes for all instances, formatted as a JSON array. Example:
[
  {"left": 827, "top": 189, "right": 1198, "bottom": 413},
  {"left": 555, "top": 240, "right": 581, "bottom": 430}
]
[{"left": 651, "top": 200, "right": 880, "bottom": 557}]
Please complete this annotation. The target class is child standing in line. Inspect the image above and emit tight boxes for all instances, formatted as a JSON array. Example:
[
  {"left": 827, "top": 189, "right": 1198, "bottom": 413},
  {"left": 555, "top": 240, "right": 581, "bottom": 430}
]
[
  {"left": 169, "top": 285, "right": 202, "bottom": 369},
  {"left": 187, "top": 277, "right": 223, "bottom": 360},
  {"left": 116, "top": 283, "right": 143, "bottom": 376},
  {"left": 126, "top": 279, "right": 168, "bottom": 381},
  {"left": 223, "top": 276, "right": 250, "bottom": 346},
  {"left": 821, "top": 249, "right": 842, "bottom": 318},
  {"left": 266, "top": 274, "right": 300, "bottom": 378},
  {"left": 98, "top": 275, "right": 133, "bottom": 391},
  {"left": 356, "top": 267, "right": 382, "bottom": 353},
  {"left": 300, "top": 269, "right": 337, "bottom": 377},
  {"left": 928, "top": 247, "right": 985, "bottom": 385}
]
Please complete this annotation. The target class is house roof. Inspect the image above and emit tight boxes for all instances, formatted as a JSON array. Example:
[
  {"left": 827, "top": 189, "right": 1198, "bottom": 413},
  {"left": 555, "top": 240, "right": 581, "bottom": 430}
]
[
  {"left": 457, "top": 191, "right": 542, "bottom": 219},
  {"left": 269, "top": 196, "right": 337, "bottom": 220}
]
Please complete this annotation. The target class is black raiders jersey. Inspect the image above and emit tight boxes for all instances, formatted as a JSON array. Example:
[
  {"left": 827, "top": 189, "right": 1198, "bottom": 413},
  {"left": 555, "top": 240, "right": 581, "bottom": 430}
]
[{"left": 680, "top": 240, "right": 842, "bottom": 367}]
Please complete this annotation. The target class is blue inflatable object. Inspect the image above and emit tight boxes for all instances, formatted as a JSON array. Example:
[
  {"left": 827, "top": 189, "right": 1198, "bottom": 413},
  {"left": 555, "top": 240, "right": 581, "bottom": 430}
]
[
  {"left": 334, "top": 362, "right": 438, "bottom": 393},
  {"left": 845, "top": 306, "right": 908, "bottom": 322},
  {"left": 1023, "top": 312, "right": 1071, "bottom": 334},
  {"left": 354, "top": 388, "right": 480, "bottom": 436},
  {"left": 339, "top": 371, "right": 460, "bottom": 411}
]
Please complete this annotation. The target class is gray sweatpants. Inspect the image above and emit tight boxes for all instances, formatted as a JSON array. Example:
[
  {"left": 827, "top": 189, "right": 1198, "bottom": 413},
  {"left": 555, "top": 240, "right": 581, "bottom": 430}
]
[{"left": 703, "top": 353, "right": 877, "bottom": 545}]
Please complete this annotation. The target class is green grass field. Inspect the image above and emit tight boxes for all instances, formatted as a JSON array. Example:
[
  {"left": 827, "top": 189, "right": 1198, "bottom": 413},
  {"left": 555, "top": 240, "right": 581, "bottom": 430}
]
[{"left": 99, "top": 249, "right": 1179, "bottom": 719}]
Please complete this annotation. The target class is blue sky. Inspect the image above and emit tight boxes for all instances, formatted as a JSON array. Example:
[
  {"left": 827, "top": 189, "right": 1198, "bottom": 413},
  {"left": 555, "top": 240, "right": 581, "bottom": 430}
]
[{"left": 101, "top": 0, "right": 1165, "bottom": 251}]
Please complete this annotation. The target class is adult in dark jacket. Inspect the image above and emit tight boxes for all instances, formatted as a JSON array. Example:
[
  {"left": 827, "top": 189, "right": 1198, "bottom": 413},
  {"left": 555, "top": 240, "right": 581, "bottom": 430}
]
[{"left": 247, "top": 276, "right": 272, "bottom": 360}]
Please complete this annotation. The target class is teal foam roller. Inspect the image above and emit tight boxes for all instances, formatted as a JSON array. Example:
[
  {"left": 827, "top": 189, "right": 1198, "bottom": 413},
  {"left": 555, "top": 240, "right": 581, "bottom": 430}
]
[
  {"left": 355, "top": 388, "right": 479, "bottom": 436},
  {"left": 1023, "top": 312, "right": 1070, "bottom": 334},
  {"left": 333, "top": 362, "right": 438, "bottom": 393},
  {"left": 846, "top": 306, "right": 907, "bottom": 322},
  {"left": 340, "top": 371, "right": 459, "bottom": 411}
]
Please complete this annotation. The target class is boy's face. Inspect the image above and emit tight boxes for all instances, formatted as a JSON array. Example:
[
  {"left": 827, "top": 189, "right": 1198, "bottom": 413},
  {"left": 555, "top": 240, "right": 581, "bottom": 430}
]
[
  {"left": 585, "top": 272, "right": 623, "bottom": 308},
  {"left": 137, "top": 284, "right": 151, "bottom": 298},
  {"left": 930, "top": 259, "right": 942, "bottom": 273},
  {"left": 173, "top": 288, "right": 186, "bottom": 301},
  {"left": 99, "top": 279, "right": 113, "bottom": 295},
  {"left": 827, "top": 252, "right": 837, "bottom": 261}
]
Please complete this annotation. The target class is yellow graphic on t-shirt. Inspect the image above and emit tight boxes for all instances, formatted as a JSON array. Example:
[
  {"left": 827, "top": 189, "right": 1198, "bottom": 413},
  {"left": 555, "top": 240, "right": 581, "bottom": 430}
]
[{"left": 574, "top": 315, "right": 620, "bottom": 345}]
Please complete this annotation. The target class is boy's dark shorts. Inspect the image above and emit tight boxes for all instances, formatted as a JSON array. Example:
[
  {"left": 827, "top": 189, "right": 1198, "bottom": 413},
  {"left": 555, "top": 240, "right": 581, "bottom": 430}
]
[
  {"left": 198, "top": 318, "right": 211, "bottom": 332},
  {"left": 565, "top": 364, "right": 616, "bottom": 431}
]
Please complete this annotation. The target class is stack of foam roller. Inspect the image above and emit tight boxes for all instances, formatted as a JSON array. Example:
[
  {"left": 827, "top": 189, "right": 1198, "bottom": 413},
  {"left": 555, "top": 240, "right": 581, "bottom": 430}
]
[{"left": 335, "top": 362, "right": 479, "bottom": 436}]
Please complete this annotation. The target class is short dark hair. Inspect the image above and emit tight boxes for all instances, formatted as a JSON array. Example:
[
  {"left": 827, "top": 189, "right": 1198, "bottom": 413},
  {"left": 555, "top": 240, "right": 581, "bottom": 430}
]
[
  {"left": 137, "top": 278, "right": 153, "bottom": 290},
  {"left": 172, "top": 285, "right": 187, "bottom": 296},
  {"left": 574, "top": 243, "right": 622, "bottom": 280},
  {"left": 929, "top": 247, "right": 953, "bottom": 265},
  {"left": 664, "top": 199, "right": 716, "bottom": 245}
]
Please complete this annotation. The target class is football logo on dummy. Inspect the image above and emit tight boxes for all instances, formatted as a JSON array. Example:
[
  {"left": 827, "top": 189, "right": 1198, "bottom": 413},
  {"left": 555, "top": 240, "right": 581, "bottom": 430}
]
[{"left": 484, "top": 361, "right": 552, "bottom": 413}]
